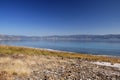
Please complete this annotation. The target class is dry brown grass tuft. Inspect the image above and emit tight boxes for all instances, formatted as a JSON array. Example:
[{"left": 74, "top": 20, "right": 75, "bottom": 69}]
[{"left": 0, "top": 71, "right": 13, "bottom": 80}]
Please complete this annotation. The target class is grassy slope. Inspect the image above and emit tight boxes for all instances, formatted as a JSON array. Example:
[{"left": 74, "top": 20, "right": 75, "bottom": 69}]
[{"left": 0, "top": 45, "right": 120, "bottom": 63}]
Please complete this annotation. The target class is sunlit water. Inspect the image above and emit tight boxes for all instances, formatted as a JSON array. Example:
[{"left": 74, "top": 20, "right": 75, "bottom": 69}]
[{"left": 0, "top": 40, "right": 120, "bottom": 56}]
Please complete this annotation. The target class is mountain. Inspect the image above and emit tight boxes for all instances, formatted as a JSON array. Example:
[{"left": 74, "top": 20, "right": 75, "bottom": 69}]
[{"left": 0, "top": 34, "right": 120, "bottom": 41}]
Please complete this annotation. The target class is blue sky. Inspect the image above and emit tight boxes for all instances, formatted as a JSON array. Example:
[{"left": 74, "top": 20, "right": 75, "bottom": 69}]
[{"left": 0, "top": 0, "right": 120, "bottom": 36}]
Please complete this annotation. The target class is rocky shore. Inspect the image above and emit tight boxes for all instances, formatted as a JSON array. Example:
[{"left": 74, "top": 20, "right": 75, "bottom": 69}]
[{"left": 0, "top": 54, "right": 120, "bottom": 80}]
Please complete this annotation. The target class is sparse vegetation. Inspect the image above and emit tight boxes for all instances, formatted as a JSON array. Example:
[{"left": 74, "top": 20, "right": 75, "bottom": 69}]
[
  {"left": 0, "top": 45, "right": 120, "bottom": 63},
  {"left": 0, "top": 45, "right": 120, "bottom": 79},
  {"left": 0, "top": 57, "right": 31, "bottom": 75}
]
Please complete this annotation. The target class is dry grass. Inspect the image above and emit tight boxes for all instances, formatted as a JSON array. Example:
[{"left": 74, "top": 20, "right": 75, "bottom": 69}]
[
  {"left": 25, "top": 55, "right": 71, "bottom": 70},
  {"left": 0, "top": 53, "right": 73, "bottom": 79},
  {"left": 0, "top": 57, "right": 31, "bottom": 76},
  {"left": 0, "top": 45, "right": 120, "bottom": 63}
]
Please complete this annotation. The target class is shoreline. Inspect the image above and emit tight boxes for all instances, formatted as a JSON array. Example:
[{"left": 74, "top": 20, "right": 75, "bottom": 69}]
[
  {"left": 0, "top": 45, "right": 120, "bottom": 64},
  {"left": 9, "top": 45, "right": 120, "bottom": 58},
  {"left": 1, "top": 44, "right": 120, "bottom": 58},
  {"left": 35, "top": 47, "right": 120, "bottom": 58}
]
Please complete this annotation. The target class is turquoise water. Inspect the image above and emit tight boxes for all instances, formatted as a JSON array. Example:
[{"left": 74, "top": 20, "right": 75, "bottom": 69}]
[{"left": 0, "top": 40, "right": 120, "bottom": 56}]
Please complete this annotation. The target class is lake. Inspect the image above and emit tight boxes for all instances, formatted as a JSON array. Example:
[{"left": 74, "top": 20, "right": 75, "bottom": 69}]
[{"left": 0, "top": 40, "right": 120, "bottom": 56}]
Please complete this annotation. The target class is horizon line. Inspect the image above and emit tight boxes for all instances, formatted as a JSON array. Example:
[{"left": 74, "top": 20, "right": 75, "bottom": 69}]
[{"left": 0, "top": 33, "right": 120, "bottom": 37}]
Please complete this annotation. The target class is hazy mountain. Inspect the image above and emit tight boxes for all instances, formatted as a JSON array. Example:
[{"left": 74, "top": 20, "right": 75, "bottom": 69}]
[{"left": 0, "top": 34, "right": 120, "bottom": 41}]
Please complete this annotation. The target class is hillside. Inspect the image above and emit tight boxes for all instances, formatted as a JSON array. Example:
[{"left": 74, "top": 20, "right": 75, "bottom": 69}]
[
  {"left": 0, "top": 34, "right": 120, "bottom": 41},
  {"left": 0, "top": 45, "right": 120, "bottom": 80}
]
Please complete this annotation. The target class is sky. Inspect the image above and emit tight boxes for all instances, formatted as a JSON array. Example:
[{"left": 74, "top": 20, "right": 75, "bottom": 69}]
[{"left": 0, "top": 0, "right": 120, "bottom": 36}]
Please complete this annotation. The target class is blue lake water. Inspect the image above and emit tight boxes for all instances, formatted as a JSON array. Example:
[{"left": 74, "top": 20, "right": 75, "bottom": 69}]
[{"left": 0, "top": 40, "right": 120, "bottom": 56}]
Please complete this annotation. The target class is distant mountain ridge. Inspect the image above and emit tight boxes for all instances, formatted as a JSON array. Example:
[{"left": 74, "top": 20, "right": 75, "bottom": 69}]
[{"left": 0, "top": 34, "right": 120, "bottom": 41}]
